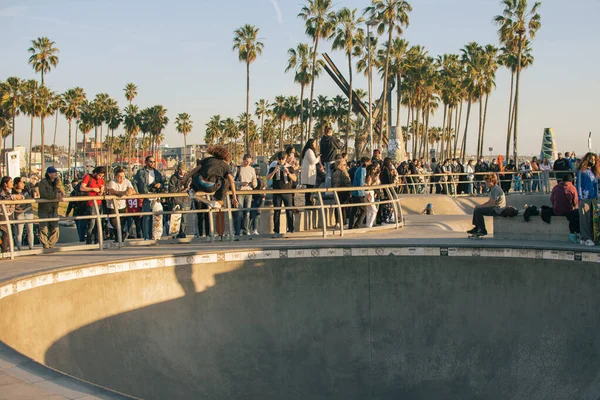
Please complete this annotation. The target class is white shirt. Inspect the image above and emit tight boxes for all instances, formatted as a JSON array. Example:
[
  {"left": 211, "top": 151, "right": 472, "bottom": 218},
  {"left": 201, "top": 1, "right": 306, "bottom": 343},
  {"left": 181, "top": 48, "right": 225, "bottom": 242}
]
[
  {"left": 107, "top": 179, "right": 134, "bottom": 209},
  {"left": 148, "top": 169, "right": 155, "bottom": 185}
]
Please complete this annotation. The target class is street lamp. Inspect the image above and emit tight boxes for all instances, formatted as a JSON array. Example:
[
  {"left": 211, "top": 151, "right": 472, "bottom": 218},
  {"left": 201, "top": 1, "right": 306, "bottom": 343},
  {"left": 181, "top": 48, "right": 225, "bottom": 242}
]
[{"left": 366, "top": 19, "right": 378, "bottom": 156}]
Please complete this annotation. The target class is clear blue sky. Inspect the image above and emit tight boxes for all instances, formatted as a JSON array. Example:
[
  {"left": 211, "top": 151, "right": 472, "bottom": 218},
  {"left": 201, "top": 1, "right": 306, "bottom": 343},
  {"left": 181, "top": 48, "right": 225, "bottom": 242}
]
[{"left": 1, "top": 0, "right": 599, "bottom": 157}]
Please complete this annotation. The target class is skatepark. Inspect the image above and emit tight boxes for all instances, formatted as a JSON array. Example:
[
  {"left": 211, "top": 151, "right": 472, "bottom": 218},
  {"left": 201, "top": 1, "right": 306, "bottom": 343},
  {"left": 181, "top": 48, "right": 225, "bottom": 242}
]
[{"left": 0, "top": 215, "right": 599, "bottom": 399}]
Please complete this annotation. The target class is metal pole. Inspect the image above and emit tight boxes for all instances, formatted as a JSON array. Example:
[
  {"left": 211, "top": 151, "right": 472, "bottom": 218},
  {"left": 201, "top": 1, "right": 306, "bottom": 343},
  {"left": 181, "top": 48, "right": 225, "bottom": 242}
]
[
  {"left": 93, "top": 200, "right": 103, "bottom": 251},
  {"left": 1, "top": 204, "right": 15, "bottom": 260},
  {"left": 113, "top": 198, "right": 123, "bottom": 249},
  {"left": 367, "top": 25, "right": 374, "bottom": 156},
  {"left": 333, "top": 190, "right": 344, "bottom": 237},
  {"left": 317, "top": 192, "right": 327, "bottom": 238}
]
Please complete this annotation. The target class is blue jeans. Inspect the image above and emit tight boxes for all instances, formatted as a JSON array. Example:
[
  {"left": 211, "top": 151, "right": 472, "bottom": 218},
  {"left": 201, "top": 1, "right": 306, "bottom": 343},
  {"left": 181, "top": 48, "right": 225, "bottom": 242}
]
[
  {"left": 142, "top": 199, "right": 153, "bottom": 240},
  {"left": 234, "top": 194, "right": 253, "bottom": 235},
  {"left": 250, "top": 196, "right": 264, "bottom": 233}
]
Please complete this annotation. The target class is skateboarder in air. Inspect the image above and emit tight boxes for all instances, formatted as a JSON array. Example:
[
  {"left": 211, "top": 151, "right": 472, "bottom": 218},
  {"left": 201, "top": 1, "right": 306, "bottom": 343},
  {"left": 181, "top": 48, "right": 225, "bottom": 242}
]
[
  {"left": 183, "top": 145, "right": 239, "bottom": 209},
  {"left": 467, "top": 173, "right": 506, "bottom": 238}
]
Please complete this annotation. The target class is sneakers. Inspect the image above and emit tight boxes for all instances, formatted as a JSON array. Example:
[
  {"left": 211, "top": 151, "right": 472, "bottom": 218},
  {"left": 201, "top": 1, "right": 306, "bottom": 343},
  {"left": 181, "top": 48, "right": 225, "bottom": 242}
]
[
  {"left": 209, "top": 200, "right": 222, "bottom": 209},
  {"left": 467, "top": 227, "right": 478, "bottom": 235},
  {"left": 252, "top": 230, "right": 259, "bottom": 235},
  {"left": 569, "top": 234, "right": 578, "bottom": 243},
  {"left": 585, "top": 239, "right": 595, "bottom": 247}
]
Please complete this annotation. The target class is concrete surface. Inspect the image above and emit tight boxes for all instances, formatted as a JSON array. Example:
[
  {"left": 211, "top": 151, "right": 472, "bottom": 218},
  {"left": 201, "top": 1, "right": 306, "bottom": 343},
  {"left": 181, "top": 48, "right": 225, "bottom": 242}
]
[
  {"left": 494, "top": 214, "right": 571, "bottom": 241},
  {"left": 1, "top": 237, "right": 599, "bottom": 399}
]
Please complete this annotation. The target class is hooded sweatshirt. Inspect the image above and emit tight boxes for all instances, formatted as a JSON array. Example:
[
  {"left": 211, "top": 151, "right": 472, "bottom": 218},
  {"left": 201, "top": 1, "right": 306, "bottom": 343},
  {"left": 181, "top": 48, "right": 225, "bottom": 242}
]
[{"left": 576, "top": 168, "right": 599, "bottom": 200}]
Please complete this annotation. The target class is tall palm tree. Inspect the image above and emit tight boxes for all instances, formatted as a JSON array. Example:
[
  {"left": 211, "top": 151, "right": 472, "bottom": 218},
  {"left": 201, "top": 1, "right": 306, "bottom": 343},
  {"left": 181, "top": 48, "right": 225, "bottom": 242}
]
[
  {"left": 387, "top": 38, "right": 409, "bottom": 159},
  {"left": 233, "top": 24, "right": 264, "bottom": 154},
  {"left": 205, "top": 115, "right": 224, "bottom": 146},
  {"left": 123, "top": 104, "right": 140, "bottom": 167},
  {"left": 61, "top": 87, "right": 86, "bottom": 177},
  {"left": 0, "top": 77, "right": 22, "bottom": 149},
  {"left": 255, "top": 99, "right": 271, "bottom": 154},
  {"left": 365, "top": 0, "right": 412, "bottom": 148},
  {"left": 124, "top": 83, "right": 138, "bottom": 106},
  {"left": 298, "top": 0, "right": 336, "bottom": 136},
  {"left": 51, "top": 93, "right": 65, "bottom": 164},
  {"left": 175, "top": 113, "right": 193, "bottom": 165},
  {"left": 477, "top": 45, "right": 499, "bottom": 158},
  {"left": 27, "top": 37, "right": 59, "bottom": 86},
  {"left": 460, "top": 42, "right": 482, "bottom": 160},
  {"left": 495, "top": 0, "right": 541, "bottom": 163},
  {"left": 223, "top": 117, "right": 239, "bottom": 159},
  {"left": 21, "top": 80, "right": 39, "bottom": 173},
  {"left": 272, "top": 95, "right": 288, "bottom": 150},
  {"left": 37, "top": 85, "right": 55, "bottom": 172},
  {"left": 331, "top": 7, "right": 364, "bottom": 152},
  {"left": 147, "top": 105, "right": 169, "bottom": 154},
  {"left": 105, "top": 100, "right": 121, "bottom": 170},
  {"left": 78, "top": 107, "right": 93, "bottom": 169}
]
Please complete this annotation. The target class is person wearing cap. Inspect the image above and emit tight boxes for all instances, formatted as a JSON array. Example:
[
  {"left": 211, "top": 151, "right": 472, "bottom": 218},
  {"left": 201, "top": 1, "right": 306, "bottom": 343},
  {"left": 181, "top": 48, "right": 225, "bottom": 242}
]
[
  {"left": 38, "top": 166, "right": 64, "bottom": 249},
  {"left": 168, "top": 162, "right": 189, "bottom": 238}
]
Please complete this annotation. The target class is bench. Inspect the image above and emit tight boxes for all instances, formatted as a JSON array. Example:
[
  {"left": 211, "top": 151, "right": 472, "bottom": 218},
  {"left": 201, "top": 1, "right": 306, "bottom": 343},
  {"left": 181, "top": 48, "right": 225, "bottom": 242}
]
[{"left": 493, "top": 214, "right": 571, "bottom": 242}]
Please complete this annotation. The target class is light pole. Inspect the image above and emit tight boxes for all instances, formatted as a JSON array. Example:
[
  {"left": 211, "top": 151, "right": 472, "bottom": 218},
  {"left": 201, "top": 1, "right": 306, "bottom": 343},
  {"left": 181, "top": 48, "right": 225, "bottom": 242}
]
[{"left": 366, "top": 20, "right": 378, "bottom": 156}]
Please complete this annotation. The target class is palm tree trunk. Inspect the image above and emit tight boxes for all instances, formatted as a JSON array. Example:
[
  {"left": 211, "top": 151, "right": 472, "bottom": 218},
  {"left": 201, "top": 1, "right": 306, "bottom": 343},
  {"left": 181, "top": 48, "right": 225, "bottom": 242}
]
[
  {"left": 67, "top": 119, "right": 72, "bottom": 179},
  {"left": 74, "top": 122, "right": 79, "bottom": 176},
  {"left": 395, "top": 73, "right": 404, "bottom": 161},
  {"left": 413, "top": 107, "right": 420, "bottom": 159},
  {"left": 505, "top": 70, "right": 515, "bottom": 161},
  {"left": 94, "top": 126, "right": 98, "bottom": 165},
  {"left": 481, "top": 92, "right": 490, "bottom": 158},
  {"left": 307, "top": 34, "right": 320, "bottom": 136},
  {"left": 52, "top": 111, "right": 59, "bottom": 165},
  {"left": 184, "top": 135, "right": 188, "bottom": 165},
  {"left": 346, "top": 53, "right": 353, "bottom": 153},
  {"left": 476, "top": 95, "right": 484, "bottom": 159},
  {"left": 28, "top": 116, "right": 34, "bottom": 174},
  {"left": 454, "top": 102, "right": 462, "bottom": 158},
  {"left": 11, "top": 114, "right": 16, "bottom": 150},
  {"left": 379, "top": 28, "right": 393, "bottom": 151},
  {"left": 299, "top": 85, "right": 305, "bottom": 150},
  {"left": 513, "top": 38, "right": 524, "bottom": 164},
  {"left": 461, "top": 99, "right": 472, "bottom": 161},
  {"left": 440, "top": 104, "right": 447, "bottom": 161},
  {"left": 245, "top": 61, "right": 251, "bottom": 154},
  {"left": 41, "top": 116, "right": 46, "bottom": 173},
  {"left": 405, "top": 106, "right": 411, "bottom": 153}
]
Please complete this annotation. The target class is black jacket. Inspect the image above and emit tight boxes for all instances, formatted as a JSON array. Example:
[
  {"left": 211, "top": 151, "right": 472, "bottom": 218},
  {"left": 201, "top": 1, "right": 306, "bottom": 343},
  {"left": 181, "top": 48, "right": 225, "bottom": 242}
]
[{"left": 319, "top": 135, "right": 343, "bottom": 163}]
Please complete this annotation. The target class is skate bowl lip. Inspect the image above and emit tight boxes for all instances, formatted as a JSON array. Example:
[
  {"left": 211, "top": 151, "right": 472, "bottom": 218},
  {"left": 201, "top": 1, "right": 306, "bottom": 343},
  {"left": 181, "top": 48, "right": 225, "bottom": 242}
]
[{"left": 0, "top": 241, "right": 599, "bottom": 399}]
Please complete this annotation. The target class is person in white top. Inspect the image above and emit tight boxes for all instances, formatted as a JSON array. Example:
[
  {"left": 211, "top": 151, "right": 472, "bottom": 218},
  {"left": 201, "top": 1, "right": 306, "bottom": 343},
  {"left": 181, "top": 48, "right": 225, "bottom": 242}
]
[
  {"left": 300, "top": 139, "right": 320, "bottom": 206},
  {"left": 234, "top": 154, "right": 258, "bottom": 236},
  {"left": 107, "top": 167, "right": 136, "bottom": 240},
  {"left": 465, "top": 159, "right": 475, "bottom": 195},
  {"left": 539, "top": 157, "right": 552, "bottom": 193}
]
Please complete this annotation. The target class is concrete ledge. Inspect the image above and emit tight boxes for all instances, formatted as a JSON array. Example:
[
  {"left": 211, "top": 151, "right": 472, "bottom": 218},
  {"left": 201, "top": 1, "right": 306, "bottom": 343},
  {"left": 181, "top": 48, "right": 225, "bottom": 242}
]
[{"left": 494, "top": 215, "right": 570, "bottom": 242}]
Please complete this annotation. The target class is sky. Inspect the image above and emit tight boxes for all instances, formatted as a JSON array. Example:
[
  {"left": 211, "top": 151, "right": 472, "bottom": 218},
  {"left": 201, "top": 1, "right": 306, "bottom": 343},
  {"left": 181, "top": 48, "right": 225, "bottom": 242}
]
[{"left": 1, "top": 0, "right": 599, "bottom": 157}]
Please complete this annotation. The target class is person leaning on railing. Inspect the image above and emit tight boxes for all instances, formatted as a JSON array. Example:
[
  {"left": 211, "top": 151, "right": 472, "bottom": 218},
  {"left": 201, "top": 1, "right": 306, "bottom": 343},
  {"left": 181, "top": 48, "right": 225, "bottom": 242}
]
[
  {"left": 11, "top": 177, "right": 35, "bottom": 251},
  {"left": 539, "top": 157, "right": 551, "bottom": 193},
  {"left": 0, "top": 177, "right": 22, "bottom": 253},
  {"left": 107, "top": 167, "right": 136, "bottom": 241},
  {"left": 332, "top": 158, "right": 351, "bottom": 229},
  {"left": 37, "top": 167, "right": 64, "bottom": 249},
  {"left": 80, "top": 166, "right": 106, "bottom": 245},
  {"left": 267, "top": 151, "right": 297, "bottom": 237}
]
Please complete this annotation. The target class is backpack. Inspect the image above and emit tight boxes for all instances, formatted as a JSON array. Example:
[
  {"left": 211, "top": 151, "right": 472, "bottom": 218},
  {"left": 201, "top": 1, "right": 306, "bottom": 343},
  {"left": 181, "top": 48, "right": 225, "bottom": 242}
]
[
  {"left": 523, "top": 205, "right": 539, "bottom": 222},
  {"left": 71, "top": 180, "right": 88, "bottom": 215},
  {"left": 501, "top": 206, "right": 519, "bottom": 218}
]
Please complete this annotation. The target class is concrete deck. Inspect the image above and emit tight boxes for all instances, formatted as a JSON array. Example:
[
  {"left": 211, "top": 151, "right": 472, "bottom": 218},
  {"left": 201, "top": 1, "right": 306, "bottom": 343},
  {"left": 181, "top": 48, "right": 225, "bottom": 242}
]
[{"left": 0, "top": 222, "right": 598, "bottom": 399}]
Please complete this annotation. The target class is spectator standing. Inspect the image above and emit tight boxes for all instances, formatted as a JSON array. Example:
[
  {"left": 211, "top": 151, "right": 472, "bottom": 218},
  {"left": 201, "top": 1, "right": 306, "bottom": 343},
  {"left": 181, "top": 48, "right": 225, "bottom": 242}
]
[
  {"left": 80, "top": 166, "right": 106, "bottom": 244},
  {"left": 107, "top": 167, "right": 135, "bottom": 241},
  {"left": 65, "top": 179, "right": 86, "bottom": 242},
  {"left": 539, "top": 157, "right": 552, "bottom": 193},
  {"left": 332, "top": 158, "right": 352, "bottom": 228},
  {"left": 521, "top": 160, "right": 533, "bottom": 193},
  {"left": 125, "top": 196, "right": 143, "bottom": 239},
  {"left": 267, "top": 151, "right": 297, "bottom": 237},
  {"left": 379, "top": 157, "right": 396, "bottom": 223},
  {"left": 576, "top": 152, "right": 600, "bottom": 246},
  {"left": 474, "top": 158, "right": 489, "bottom": 194},
  {"left": 365, "top": 164, "right": 381, "bottom": 228},
  {"left": 37, "top": 167, "right": 64, "bottom": 249},
  {"left": 12, "top": 177, "right": 35, "bottom": 250},
  {"left": 550, "top": 174, "right": 580, "bottom": 242},
  {"left": 319, "top": 126, "right": 343, "bottom": 187},
  {"left": 301, "top": 139, "right": 320, "bottom": 206},
  {"left": 349, "top": 157, "right": 370, "bottom": 229},
  {"left": 504, "top": 159, "right": 516, "bottom": 193},
  {"left": 249, "top": 164, "right": 266, "bottom": 235},
  {"left": 553, "top": 152, "right": 569, "bottom": 181},
  {"left": 133, "top": 156, "right": 164, "bottom": 240},
  {"left": 531, "top": 156, "right": 540, "bottom": 192},
  {"left": 168, "top": 162, "right": 189, "bottom": 239},
  {"left": 567, "top": 152, "right": 577, "bottom": 171},
  {"left": 465, "top": 160, "right": 475, "bottom": 195},
  {"left": 234, "top": 154, "right": 258, "bottom": 237},
  {"left": 0, "top": 177, "right": 23, "bottom": 253}
]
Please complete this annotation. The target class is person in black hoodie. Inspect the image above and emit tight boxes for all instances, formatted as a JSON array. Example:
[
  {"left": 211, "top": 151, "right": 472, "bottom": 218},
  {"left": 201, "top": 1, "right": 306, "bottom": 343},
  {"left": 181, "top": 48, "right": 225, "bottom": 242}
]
[{"left": 319, "top": 126, "right": 343, "bottom": 187}]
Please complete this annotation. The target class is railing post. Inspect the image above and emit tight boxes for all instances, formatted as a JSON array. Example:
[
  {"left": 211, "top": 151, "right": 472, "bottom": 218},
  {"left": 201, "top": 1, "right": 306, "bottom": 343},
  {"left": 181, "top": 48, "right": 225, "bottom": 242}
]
[
  {"left": 113, "top": 197, "right": 123, "bottom": 249},
  {"left": 333, "top": 190, "right": 344, "bottom": 237},
  {"left": 0, "top": 204, "right": 14, "bottom": 260},
  {"left": 316, "top": 192, "right": 327, "bottom": 238},
  {"left": 226, "top": 195, "right": 234, "bottom": 242},
  {"left": 93, "top": 200, "right": 103, "bottom": 251}
]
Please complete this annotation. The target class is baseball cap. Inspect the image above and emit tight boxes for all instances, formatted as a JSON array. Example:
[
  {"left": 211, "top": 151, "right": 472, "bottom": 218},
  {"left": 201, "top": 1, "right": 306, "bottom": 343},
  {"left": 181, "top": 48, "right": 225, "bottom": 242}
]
[{"left": 46, "top": 166, "right": 58, "bottom": 174}]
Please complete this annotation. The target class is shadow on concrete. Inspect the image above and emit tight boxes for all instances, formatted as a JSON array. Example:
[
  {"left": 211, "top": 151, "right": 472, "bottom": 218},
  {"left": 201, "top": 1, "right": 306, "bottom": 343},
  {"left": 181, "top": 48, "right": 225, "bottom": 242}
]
[{"left": 41, "top": 256, "right": 600, "bottom": 400}]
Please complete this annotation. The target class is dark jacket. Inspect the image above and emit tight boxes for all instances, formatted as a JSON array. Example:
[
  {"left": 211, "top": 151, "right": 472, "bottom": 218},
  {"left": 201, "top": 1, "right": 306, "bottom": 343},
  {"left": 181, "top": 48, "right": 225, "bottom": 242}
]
[
  {"left": 38, "top": 177, "right": 64, "bottom": 215},
  {"left": 169, "top": 173, "right": 188, "bottom": 208},
  {"left": 319, "top": 135, "right": 343, "bottom": 164},
  {"left": 133, "top": 167, "right": 164, "bottom": 194},
  {"left": 551, "top": 182, "right": 578, "bottom": 215}
]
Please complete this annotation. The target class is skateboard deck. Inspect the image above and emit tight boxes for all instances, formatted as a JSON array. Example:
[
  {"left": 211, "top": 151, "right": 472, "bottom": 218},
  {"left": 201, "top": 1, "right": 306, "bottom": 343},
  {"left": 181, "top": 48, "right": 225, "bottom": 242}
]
[
  {"left": 468, "top": 234, "right": 485, "bottom": 240},
  {"left": 152, "top": 201, "right": 163, "bottom": 240},
  {"left": 169, "top": 205, "right": 182, "bottom": 236},
  {"left": 215, "top": 211, "right": 225, "bottom": 239},
  {"left": 593, "top": 199, "right": 600, "bottom": 244}
]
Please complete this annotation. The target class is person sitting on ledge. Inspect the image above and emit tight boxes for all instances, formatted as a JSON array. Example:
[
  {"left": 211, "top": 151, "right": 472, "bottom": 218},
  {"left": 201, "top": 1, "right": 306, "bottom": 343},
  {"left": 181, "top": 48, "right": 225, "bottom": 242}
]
[{"left": 467, "top": 173, "right": 506, "bottom": 237}]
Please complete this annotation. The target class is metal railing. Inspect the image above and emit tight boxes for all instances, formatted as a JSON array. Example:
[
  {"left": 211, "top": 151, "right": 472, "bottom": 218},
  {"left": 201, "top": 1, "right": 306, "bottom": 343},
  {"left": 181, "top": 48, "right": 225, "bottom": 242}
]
[{"left": 0, "top": 184, "right": 405, "bottom": 260}]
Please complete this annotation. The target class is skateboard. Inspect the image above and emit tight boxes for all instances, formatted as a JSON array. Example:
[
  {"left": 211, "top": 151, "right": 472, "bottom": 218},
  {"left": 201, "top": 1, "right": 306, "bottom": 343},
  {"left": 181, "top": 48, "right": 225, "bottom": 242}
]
[
  {"left": 593, "top": 199, "right": 600, "bottom": 244},
  {"left": 468, "top": 234, "right": 485, "bottom": 240},
  {"left": 151, "top": 200, "right": 163, "bottom": 240},
  {"left": 215, "top": 210, "right": 225, "bottom": 241},
  {"left": 169, "top": 205, "right": 182, "bottom": 236}
]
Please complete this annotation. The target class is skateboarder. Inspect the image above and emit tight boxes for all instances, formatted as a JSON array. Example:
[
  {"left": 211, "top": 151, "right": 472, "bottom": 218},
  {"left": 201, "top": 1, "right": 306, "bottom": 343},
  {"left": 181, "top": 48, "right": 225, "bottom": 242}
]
[{"left": 467, "top": 174, "right": 506, "bottom": 238}]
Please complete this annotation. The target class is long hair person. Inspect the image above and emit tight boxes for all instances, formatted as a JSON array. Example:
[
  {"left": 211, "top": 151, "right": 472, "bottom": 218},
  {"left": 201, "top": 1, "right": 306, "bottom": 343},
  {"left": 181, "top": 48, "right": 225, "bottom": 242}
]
[{"left": 576, "top": 152, "right": 600, "bottom": 246}]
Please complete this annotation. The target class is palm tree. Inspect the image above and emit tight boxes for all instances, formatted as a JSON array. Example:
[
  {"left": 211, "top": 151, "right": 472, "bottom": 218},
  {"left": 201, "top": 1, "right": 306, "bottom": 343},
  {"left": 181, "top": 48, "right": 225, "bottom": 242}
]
[
  {"left": 0, "top": 77, "right": 22, "bottom": 149},
  {"left": 61, "top": 87, "right": 86, "bottom": 177},
  {"left": 175, "top": 113, "right": 193, "bottom": 165},
  {"left": 298, "top": 0, "right": 336, "bottom": 136},
  {"left": 123, "top": 104, "right": 140, "bottom": 168},
  {"left": 272, "top": 95, "right": 288, "bottom": 150},
  {"left": 205, "top": 115, "right": 224, "bottom": 146},
  {"left": 37, "top": 85, "right": 55, "bottom": 172},
  {"left": 89, "top": 95, "right": 105, "bottom": 165},
  {"left": 124, "top": 83, "right": 138, "bottom": 106},
  {"left": 27, "top": 37, "right": 59, "bottom": 85},
  {"left": 477, "top": 45, "right": 499, "bottom": 158},
  {"left": 331, "top": 7, "right": 364, "bottom": 152},
  {"left": 146, "top": 105, "right": 169, "bottom": 154},
  {"left": 51, "top": 93, "right": 65, "bottom": 164},
  {"left": 78, "top": 109, "right": 93, "bottom": 169},
  {"left": 387, "top": 38, "right": 409, "bottom": 159},
  {"left": 233, "top": 24, "right": 264, "bottom": 154},
  {"left": 460, "top": 42, "right": 482, "bottom": 160},
  {"left": 105, "top": 101, "right": 121, "bottom": 170},
  {"left": 21, "top": 80, "right": 39, "bottom": 173},
  {"left": 255, "top": 99, "right": 270, "bottom": 154},
  {"left": 495, "top": 0, "right": 541, "bottom": 163},
  {"left": 365, "top": 0, "right": 412, "bottom": 149},
  {"left": 223, "top": 117, "right": 239, "bottom": 159}
]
